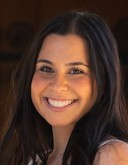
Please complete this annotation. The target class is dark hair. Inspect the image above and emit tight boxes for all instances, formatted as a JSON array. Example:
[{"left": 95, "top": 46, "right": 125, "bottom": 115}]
[{"left": 0, "top": 11, "right": 128, "bottom": 165}]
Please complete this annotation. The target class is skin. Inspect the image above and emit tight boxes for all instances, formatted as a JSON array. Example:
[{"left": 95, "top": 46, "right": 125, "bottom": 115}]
[
  {"left": 31, "top": 33, "right": 97, "bottom": 163},
  {"left": 93, "top": 141, "right": 128, "bottom": 165}
]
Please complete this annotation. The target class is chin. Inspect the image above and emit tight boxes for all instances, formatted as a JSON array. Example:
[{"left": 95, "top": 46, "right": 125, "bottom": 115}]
[{"left": 47, "top": 120, "right": 75, "bottom": 128}]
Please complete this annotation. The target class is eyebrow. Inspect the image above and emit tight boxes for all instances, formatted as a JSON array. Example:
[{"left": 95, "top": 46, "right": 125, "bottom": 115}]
[
  {"left": 66, "top": 62, "right": 89, "bottom": 68},
  {"left": 36, "top": 59, "right": 89, "bottom": 67},
  {"left": 37, "top": 59, "right": 53, "bottom": 65}
]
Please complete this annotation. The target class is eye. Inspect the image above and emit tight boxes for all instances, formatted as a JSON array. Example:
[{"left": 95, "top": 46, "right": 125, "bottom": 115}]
[
  {"left": 69, "top": 68, "right": 85, "bottom": 74},
  {"left": 40, "top": 66, "right": 54, "bottom": 73}
]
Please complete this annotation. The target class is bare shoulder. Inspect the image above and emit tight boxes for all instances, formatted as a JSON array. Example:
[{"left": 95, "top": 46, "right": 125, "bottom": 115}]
[{"left": 93, "top": 140, "right": 128, "bottom": 165}]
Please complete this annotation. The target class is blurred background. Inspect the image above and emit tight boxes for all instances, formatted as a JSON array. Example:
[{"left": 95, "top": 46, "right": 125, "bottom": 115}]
[{"left": 0, "top": 0, "right": 128, "bottom": 138}]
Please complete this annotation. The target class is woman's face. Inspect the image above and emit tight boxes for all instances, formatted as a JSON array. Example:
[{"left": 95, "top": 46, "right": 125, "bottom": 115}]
[{"left": 31, "top": 34, "right": 97, "bottom": 128}]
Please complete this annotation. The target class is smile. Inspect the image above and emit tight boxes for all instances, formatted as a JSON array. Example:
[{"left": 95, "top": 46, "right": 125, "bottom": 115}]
[{"left": 45, "top": 97, "right": 77, "bottom": 108}]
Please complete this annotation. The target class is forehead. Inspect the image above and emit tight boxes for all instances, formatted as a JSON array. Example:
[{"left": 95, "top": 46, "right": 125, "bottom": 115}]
[{"left": 38, "top": 33, "right": 89, "bottom": 63}]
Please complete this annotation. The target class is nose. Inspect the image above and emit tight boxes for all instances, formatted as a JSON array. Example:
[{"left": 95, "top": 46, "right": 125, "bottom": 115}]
[{"left": 50, "top": 74, "right": 68, "bottom": 92}]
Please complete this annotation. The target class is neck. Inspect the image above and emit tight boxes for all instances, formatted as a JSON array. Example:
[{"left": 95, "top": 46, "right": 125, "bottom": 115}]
[
  {"left": 47, "top": 125, "right": 74, "bottom": 165},
  {"left": 51, "top": 124, "right": 74, "bottom": 155}
]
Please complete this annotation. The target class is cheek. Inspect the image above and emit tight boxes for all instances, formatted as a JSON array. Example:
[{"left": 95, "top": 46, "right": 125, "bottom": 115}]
[
  {"left": 31, "top": 74, "right": 47, "bottom": 111},
  {"left": 71, "top": 77, "right": 93, "bottom": 94},
  {"left": 71, "top": 77, "right": 97, "bottom": 106},
  {"left": 31, "top": 74, "right": 40, "bottom": 95},
  {"left": 31, "top": 73, "right": 49, "bottom": 91},
  {"left": 31, "top": 73, "right": 45, "bottom": 103},
  {"left": 31, "top": 74, "right": 39, "bottom": 103}
]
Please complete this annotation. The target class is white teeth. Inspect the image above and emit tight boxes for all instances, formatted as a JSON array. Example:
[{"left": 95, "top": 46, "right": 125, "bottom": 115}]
[{"left": 47, "top": 98, "right": 74, "bottom": 107}]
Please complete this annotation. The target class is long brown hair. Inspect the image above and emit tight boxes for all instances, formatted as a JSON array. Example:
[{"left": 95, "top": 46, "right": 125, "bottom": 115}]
[{"left": 0, "top": 11, "right": 128, "bottom": 165}]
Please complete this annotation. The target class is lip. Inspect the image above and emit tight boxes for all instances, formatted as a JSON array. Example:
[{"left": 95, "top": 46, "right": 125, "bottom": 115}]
[{"left": 43, "top": 97, "right": 78, "bottom": 112}]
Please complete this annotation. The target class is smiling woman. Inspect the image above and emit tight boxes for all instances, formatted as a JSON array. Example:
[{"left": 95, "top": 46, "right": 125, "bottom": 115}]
[
  {"left": 31, "top": 34, "right": 97, "bottom": 127},
  {"left": 0, "top": 11, "right": 128, "bottom": 165}
]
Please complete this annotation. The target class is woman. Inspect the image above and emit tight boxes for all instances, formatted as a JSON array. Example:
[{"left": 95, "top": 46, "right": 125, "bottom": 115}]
[{"left": 0, "top": 11, "right": 128, "bottom": 165}]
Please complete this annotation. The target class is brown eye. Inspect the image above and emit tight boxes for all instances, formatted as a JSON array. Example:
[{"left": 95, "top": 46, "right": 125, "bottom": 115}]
[
  {"left": 69, "top": 68, "right": 84, "bottom": 74},
  {"left": 40, "top": 66, "right": 54, "bottom": 73}
]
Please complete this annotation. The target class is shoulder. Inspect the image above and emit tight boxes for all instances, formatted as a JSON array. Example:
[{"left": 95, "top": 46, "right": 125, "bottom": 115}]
[{"left": 93, "top": 140, "right": 128, "bottom": 165}]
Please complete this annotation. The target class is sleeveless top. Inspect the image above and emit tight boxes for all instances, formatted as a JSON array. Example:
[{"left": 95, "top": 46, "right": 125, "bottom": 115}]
[
  {"left": 98, "top": 138, "right": 127, "bottom": 148},
  {"left": 28, "top": 139, "right": 128, "bottom": 165}
]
